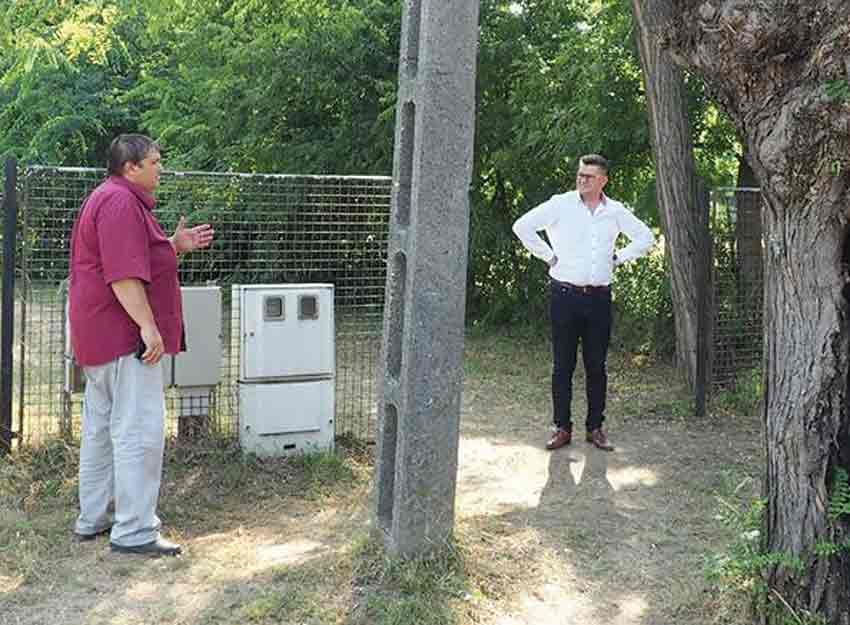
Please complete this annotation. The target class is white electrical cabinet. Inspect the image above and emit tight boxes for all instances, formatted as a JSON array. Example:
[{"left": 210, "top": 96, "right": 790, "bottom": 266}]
[
  {"left": 173, "top": 286, "right": 222, "bottom": 418},
  {"left": 235, "top": 284, "right": 335, "bottom": 456}
]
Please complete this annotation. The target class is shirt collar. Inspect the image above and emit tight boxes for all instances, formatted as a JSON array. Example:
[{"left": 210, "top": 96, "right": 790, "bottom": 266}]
[
  {"left": 108, "top": 175, "right": 157, "bottom": 211},
  {"left": 579, "top": 191, "right": 608, "bottom": 210}
]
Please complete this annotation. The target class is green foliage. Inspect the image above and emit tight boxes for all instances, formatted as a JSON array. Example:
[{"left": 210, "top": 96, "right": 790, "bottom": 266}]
[
  {"left": 689, "top": 81, "right": 740, "bottom": 189},
  {"left": 0, "top": 0, "right": 741, "bottom": 344},
  {"left": 704, "top": 496, "right": 809, "bottom": 623},
  {"left": 707, "top": 469, "right": 850, "bottom": 625},
  {"left": 136, "top": 0, "right": 400, "bottom": 174},
  {"left": 714, "top": 367, "right": 763, "bottom": 416},
  {"left": 828, "top": 467, "right": 850, "bottom": 522},
  {"left": 611, "top": 249, "right": 673, "bottom": 354},
  {"left": 477, "top": 0, "right": 653, "bottom": 203},
  {"left": 0, "top": 1, "right": 147, "bottom": 164},
  {"left": 813, "top": 536, "right": 850, "bottom": 558},
  {"left": 823, "top": 79, "right": 850, "bottom": 104}
]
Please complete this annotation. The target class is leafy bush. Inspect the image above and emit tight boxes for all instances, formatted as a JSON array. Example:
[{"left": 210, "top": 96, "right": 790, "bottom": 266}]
[
  {"left": 611, "top": 250, "right": 673, "bottom": 354},
  {"left": 714, "top": 368, "right": 763, "bottom": 416},
  {"left": 706, "top": 469, "right": 850, "bottom": 625}
]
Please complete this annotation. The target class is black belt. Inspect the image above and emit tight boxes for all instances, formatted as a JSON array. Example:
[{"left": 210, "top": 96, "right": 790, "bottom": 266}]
[{"left": 552, "top": 279, "right": 610, "bottom": 295}]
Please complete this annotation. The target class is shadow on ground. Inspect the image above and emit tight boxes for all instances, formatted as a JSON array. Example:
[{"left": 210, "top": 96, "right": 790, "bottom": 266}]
[{"left": 456, "top": 344, "right": 761, "bottom": 625}]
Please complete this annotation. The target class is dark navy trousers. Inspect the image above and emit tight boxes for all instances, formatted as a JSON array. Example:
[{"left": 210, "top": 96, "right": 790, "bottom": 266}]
[{"left": 550, "top": 281, "right": 612, "bottom": 432}]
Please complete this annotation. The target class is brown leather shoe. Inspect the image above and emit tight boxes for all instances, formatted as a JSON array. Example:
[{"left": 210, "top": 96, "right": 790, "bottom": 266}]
[
  {"left": 546, "top": 428, "right": 572, "bottom": 450},
  {"left": 586, "top": 428, "right": 614, "bottom": 451}
]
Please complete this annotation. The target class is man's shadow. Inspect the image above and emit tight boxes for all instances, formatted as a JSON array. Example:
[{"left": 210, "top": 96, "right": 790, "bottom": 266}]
[{"left": 530, "top": 444, "right": 623, "bottom": 545}]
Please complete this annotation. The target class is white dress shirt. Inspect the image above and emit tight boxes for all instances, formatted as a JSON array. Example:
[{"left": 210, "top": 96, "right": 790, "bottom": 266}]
[{"left": 512, "top": 191, "right": 654, "bottom": 286}]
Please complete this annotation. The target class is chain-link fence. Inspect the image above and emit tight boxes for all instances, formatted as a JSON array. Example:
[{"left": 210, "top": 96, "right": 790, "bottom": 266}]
[
  {"left": 3, "top": 171, "right": 767, "bottom": 444},
  {"left": 2, "top": 165, "right": 391, "bottom": 446},
  {"left": 706, "top": 187, "right": 764, "bottom": 402}
]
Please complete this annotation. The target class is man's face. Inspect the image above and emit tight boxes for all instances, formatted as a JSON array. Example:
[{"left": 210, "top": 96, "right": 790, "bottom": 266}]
[
  {"left": 124, "top": 149, "right": 162, "bottom": 193},
  {"left": 576, "top": 163, "right": 607, "bottom": 197}
]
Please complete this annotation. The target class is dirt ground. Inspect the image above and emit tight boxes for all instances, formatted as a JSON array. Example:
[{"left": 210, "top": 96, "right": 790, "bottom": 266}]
[{"left": 1, "top": 333, "right": 762, "bottom": 625}]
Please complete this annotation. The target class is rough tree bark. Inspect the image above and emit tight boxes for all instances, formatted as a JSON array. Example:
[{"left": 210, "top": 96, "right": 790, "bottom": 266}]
[
  {"left": 663, "top": 2, "right": 850, "bottom": 622},
  {"left": 631, "top": 0, "right": 710, "bottom": 391}
]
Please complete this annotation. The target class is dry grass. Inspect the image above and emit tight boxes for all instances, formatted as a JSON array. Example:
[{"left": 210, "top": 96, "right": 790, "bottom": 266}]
[{"left": 1, "top": 330, "right": 762, "bottom": 625}]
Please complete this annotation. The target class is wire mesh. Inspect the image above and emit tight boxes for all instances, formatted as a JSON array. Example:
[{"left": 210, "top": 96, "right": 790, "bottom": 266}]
[
  {"left": 10, "top": 166, "right": 391, "bottom": 446},
  {"left": 708, "top": 188, "right": 764, "bottom": 395}
]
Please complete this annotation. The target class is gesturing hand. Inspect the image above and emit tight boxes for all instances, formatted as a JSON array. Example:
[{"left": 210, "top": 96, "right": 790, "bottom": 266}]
[{"left": 171, "top": 216, "right": 214, "bottom": 254}]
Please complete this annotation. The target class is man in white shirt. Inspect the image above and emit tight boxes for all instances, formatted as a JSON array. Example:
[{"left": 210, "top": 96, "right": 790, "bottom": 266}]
[{"left": 512, "top": 154, "right": 654, "bottom": 451}]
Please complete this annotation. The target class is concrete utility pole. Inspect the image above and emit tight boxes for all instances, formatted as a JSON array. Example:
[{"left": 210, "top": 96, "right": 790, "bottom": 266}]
[{"left": 374, "top": 0, "right": 480, "bottom": 557}]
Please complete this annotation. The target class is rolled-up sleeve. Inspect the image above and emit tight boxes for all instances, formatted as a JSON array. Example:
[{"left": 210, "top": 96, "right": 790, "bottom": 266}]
[{"left": 97, "top": 195, "right": 151, "bottom": 285}]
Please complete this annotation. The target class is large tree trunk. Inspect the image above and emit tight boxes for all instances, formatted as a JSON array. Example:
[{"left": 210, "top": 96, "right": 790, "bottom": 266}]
[
  {"left": 665, "top": 2, "right": 850, "bottom": 622},
  {"left": 631, "top": 0, "right": 710, "bottom": 391}
]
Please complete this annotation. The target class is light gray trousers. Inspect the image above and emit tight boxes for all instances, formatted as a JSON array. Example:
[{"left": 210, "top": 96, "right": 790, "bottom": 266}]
[{"left": 75, "top": 354, "right": 166, "bottom": 547}]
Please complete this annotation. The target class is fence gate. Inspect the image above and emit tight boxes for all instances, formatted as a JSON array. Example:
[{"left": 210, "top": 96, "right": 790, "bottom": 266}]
[
  {"left": 1, "top": 163, "right": 392, "bottom": 448},
  {"left": 704, "top": 187, "right": 764, "bottom": 409}
]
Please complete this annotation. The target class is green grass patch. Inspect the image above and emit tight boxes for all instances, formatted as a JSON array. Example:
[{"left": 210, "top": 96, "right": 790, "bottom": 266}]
[
  {"left": 349, "top": 536, "right": 472, "bottom": 625},
  {"left": 287, "top": 448, "right": 356, "bottom": 497},
  {"left": 0, "top": 439, "right": 81, "bottom": 584},
  {"left": 240, "top": 587, "right": 335, "bottom": 623},
  {"left": 0, "top": 438, "right": 79, "bottom": 510}
]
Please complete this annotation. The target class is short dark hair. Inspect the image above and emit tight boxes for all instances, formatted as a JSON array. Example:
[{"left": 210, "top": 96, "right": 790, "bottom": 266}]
[
  {"left": 106, "top": 134, "right": 160, "bottom": 176},
  {"left": 579, "top": 154, "right": 609, "bottom": 175}
]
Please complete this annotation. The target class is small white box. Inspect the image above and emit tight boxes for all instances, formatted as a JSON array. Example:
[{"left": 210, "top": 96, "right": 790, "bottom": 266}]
[{"left": 238, "top": 380, "right": 334, "bottom": 456}]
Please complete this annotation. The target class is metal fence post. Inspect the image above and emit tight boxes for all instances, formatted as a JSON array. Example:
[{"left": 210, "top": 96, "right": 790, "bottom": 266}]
[
  {"left": 695, "top": 186, "right": 711, "bottom": 417},
  {"left": 695, "top": 271, "right": 708, "bottom": 417},
  {"left": 1, "top": 158, "right": 17, "bottom": 453}
]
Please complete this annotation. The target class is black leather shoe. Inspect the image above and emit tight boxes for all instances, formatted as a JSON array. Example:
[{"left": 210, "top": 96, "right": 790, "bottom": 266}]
[
  {"left": 73, "top": 526, "right": 111, "bottom": 542},
  {"left": 110, "top": 537, "right": 182, "bottom": 556}
]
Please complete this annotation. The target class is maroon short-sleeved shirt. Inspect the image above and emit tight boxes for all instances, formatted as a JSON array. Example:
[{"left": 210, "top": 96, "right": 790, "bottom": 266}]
[{"left": 69, "top": 176, "right": 183, "bottom": 366}]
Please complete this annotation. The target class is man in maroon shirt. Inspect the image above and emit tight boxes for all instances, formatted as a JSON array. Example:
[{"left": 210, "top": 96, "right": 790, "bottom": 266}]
[{"left": 69, "top": 134, "right": 213, "bottom": 556}]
